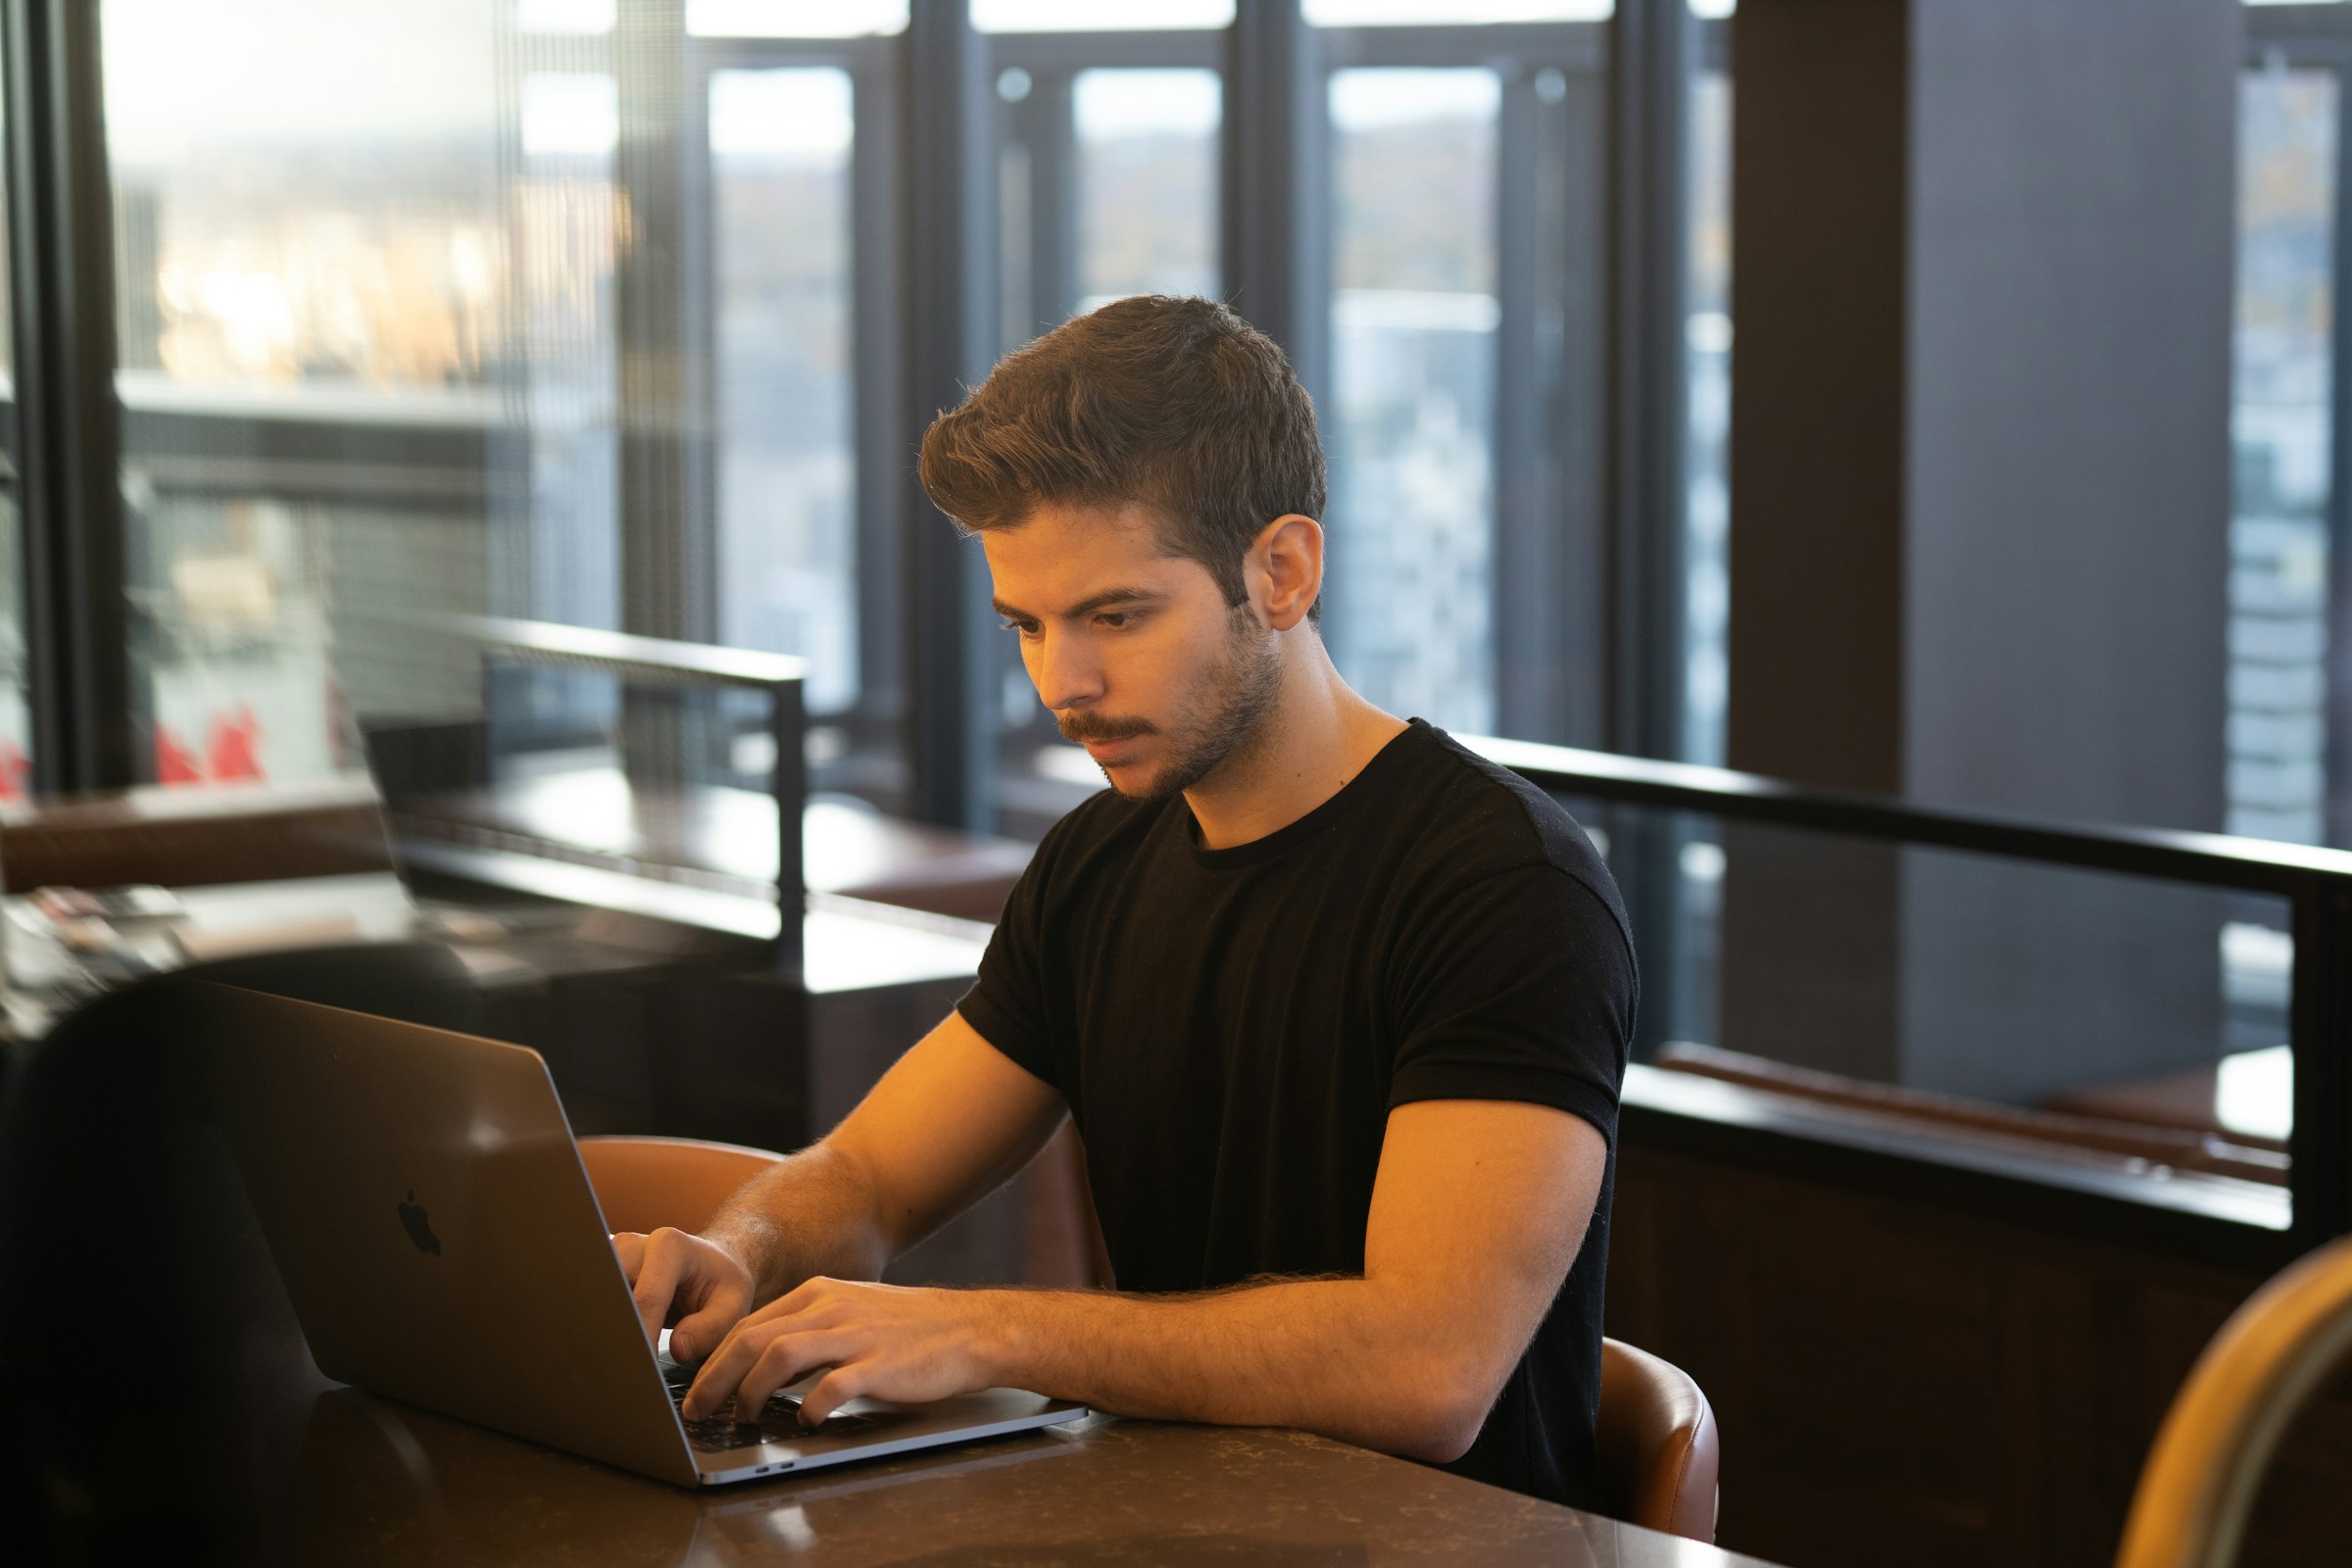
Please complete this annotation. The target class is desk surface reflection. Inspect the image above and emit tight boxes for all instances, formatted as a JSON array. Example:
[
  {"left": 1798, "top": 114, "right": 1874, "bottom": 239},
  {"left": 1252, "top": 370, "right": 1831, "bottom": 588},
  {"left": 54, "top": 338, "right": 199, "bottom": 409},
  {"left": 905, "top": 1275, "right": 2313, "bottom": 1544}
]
[{"left": 281, "top": 1382, "right": 1773, "bottom": 1567}]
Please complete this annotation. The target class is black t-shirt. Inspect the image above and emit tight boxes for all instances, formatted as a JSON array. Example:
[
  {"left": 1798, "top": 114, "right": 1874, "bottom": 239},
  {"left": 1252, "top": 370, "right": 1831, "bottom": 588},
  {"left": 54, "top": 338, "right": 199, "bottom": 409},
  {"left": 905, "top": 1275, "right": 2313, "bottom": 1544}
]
[{"left": 956, "top": 719, "right": 1637, "bottom": 1508}]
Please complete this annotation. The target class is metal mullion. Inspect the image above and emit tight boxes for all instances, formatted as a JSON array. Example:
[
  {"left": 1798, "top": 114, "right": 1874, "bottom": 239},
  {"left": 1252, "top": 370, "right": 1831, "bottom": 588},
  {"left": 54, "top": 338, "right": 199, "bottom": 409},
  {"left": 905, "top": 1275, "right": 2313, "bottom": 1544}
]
[
  {"left": 900, "top": 0, "right": 998, "bottom": 831},
  {"left": 4, "top": 0, "right": 133, "bottom": 793},
  {"left": 1493, "top": 67, "right": 1548, "bottom": 742},
  {"left": 690, "top": 35, "right": 867, "bottom": 72},
  {"left": 987, "top": 29, "right": 1219, "bottom": 72},
  {"left": 850, "top": 36, "right": 906, "bottom": 769},
  {"left": 1013, "top": 67, "right": 1078, "bottom": 335},
  {"left": 1222, "top": 0, "right": 1325, "bottom": 415},
  {"left": 2326, "top": 58, "right": 2352, "bottom": 854},
  {"left": 1602, "top": 0, "right": 1688, "bottom": 764},
  {"left": 2249, "top": 5, "right": 2352, "bottom": 51},
  {"left": 1314, "top": 21, "right": 1603, "bottom": 73}
]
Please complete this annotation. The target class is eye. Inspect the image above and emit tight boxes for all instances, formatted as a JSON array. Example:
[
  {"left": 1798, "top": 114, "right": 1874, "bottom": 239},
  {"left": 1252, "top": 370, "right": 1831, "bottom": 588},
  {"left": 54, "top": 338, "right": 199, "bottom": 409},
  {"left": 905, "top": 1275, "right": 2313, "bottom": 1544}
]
[
  {"left": 1095, "top": 611, "right": 1135, "bottom": 631},
  {"left": 1001, "top": 617, "right": 1042, "bottom": 640}
]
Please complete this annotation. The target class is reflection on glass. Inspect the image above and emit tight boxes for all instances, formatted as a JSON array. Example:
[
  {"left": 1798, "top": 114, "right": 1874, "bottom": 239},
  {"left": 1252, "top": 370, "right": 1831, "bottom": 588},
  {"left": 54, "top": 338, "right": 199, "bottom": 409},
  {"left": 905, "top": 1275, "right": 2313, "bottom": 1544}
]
[
  {"left": 2230, "top": 68, "right": 2335, "bottom": 846},
  {"left": 1326, "top": 69, "right": 1498, "bottom": 734},
  {"left": 103, "top": 0, "right": 509, "bottom": 787},
  {"left": 1685, "top": 72, "right": 1731, "bottom": 768},
  {"left": 1576, "top": 790, "right": 2294, "bottom": 1198},
  {"left": 978, "top": 0, "right": 1232, "bottom": 27},
  {"left": 1075, "top": 70, "right": 1219, "bottom": 306},
  {"left": 711, "top": 69, "right": 858, "bottom": 714}
]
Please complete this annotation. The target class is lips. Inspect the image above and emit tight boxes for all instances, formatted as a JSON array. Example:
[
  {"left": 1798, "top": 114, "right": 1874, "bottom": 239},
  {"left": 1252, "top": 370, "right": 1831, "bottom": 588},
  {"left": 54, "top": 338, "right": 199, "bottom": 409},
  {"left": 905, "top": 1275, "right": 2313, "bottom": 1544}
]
[{"left": 1083, "top": 736, "right": 1142, "bottom": 765}]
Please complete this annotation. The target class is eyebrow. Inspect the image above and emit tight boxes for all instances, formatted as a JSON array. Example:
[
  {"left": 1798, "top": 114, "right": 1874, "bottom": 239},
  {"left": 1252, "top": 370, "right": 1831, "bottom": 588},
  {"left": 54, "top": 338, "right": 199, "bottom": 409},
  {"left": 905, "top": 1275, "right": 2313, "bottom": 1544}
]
[{"left": 992, "top": 587, "right": 1166, "bottom": 621}]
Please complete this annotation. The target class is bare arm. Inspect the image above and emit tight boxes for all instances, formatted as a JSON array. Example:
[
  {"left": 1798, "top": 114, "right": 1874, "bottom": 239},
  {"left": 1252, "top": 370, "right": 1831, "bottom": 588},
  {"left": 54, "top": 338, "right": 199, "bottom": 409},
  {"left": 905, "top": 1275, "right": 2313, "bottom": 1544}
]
[
  {"left": 683, "top": 1098, "right": 1608, "bottom": 1463},
  {"left": 613, "top": 1009, "right": 1065, "bottom": 1357}
]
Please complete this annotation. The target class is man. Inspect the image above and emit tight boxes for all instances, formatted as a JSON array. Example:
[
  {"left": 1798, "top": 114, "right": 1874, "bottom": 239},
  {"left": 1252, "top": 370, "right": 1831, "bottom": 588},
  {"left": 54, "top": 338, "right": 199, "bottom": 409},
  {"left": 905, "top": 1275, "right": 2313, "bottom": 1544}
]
[{"left": 619, "top": 295, "right": 1636, "bottom": 1507}]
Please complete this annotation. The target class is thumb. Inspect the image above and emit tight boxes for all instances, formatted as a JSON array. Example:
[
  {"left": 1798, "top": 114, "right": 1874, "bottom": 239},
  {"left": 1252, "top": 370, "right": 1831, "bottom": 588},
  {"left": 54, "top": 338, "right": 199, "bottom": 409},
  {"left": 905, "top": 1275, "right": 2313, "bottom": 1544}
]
[{"left": 670, "top": 1282, "right": 750, "bottom": 1364}]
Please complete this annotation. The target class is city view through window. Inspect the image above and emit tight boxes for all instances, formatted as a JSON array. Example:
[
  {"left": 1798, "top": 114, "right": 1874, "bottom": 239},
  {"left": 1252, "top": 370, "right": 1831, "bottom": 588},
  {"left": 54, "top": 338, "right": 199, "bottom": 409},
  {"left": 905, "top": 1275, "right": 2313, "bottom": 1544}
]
[{"left": 69, "top": 0, "right": 2348, "bottom": 876}]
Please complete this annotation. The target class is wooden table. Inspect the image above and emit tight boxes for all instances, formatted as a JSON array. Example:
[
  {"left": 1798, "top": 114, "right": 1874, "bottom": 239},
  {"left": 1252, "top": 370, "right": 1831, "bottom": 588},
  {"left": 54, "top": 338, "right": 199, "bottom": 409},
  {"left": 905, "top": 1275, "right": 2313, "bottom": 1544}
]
[{"left": 277, "top": 1373, "right": 1774, "bottom": 1567}]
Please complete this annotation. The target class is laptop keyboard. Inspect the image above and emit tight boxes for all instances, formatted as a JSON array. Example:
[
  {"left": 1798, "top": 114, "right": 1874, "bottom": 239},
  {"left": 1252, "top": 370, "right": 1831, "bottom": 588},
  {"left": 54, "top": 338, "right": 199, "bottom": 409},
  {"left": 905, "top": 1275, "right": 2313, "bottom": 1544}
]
[{"left": 666, "top": 1372, "right": 884, "bottom": 1452}]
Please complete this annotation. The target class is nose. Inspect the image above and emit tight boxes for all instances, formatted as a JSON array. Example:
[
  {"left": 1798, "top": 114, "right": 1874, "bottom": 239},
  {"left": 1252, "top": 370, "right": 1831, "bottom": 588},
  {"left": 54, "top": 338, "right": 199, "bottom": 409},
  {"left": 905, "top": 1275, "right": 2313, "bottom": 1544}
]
[{"left": 1029, "top": 626, "right": 1103, "bottom": 715}]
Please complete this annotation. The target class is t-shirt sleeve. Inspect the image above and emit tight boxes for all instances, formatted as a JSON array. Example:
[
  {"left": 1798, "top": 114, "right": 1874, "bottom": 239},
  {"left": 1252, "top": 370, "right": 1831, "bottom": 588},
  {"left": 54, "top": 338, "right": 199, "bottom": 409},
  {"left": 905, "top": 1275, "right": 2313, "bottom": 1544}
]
[
  {"left": 956, "top": 836, "right": 1061, "bottom": 1089},
  {"left": 1387, "top": 864, "right": 1636, "bottom": 1147}
]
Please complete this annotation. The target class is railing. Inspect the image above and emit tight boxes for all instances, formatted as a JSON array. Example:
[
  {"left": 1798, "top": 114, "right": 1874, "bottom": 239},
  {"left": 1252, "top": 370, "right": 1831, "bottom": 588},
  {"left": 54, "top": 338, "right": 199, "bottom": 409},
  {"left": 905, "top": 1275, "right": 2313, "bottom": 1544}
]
[
  {"left": 465, "top": 617, "right": 808, "bottom": 979},
  {"left": 1468, "top": 734, "right": 2352, "bottom": 1254}
]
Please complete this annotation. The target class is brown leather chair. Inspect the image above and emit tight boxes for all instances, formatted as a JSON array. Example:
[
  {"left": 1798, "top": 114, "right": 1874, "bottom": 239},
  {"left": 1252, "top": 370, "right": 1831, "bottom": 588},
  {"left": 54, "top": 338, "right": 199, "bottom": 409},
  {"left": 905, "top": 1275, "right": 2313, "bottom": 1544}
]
[
  {"left": 2115, "top": 1231, "right": 2352, "bottom": 1568},
  {"left": 1597, "top": 1337, "right": 1721, "bottom": 1543},
  {"left": 577, "top": 1134, "right": 784, "bottom": 1236}
]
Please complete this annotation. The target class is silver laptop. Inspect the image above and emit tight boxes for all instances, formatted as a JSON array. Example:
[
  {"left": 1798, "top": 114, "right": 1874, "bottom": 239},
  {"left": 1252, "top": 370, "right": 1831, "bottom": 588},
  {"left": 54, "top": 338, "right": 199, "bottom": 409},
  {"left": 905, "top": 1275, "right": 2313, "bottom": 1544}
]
[{"left": 197, "top": 983, "right": 1087, "bottom": 1487}]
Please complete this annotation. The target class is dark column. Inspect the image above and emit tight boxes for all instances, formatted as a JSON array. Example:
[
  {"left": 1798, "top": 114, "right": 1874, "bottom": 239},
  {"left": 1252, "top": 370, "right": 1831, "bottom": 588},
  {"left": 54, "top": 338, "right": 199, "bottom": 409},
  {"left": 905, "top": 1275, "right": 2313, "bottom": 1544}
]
[
  {"left": 1222, "top": 0, "right": 1325, "bottom": 409},
  {"left": 5, "top": 0, "right": 136, "bottom": 790},
  {"left": 901, "top": 0, "right": 1000, "bottom": 831},
  {"left": 1722, "top": 0, "right": 2240, "bottom": 1102}
]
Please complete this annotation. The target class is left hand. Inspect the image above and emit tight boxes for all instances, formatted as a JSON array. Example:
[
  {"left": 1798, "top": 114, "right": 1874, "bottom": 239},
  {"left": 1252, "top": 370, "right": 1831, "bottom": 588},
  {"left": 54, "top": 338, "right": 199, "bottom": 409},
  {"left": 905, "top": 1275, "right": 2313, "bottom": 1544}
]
[{"left": 678, "top": 1277, "right": 1008, "bottom": 1425}]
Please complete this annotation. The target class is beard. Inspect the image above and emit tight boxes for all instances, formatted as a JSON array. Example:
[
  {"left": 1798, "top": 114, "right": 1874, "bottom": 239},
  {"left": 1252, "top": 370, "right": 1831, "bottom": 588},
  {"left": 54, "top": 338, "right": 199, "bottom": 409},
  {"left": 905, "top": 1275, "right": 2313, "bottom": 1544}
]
[{"left": 1059, "top": 604, "right": 1284, "bottom": 802}]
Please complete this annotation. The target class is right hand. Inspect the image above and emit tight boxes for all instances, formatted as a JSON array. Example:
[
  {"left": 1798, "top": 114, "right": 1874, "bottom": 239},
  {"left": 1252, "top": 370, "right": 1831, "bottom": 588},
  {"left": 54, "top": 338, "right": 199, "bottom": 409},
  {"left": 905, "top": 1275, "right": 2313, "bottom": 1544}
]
[{"left": 612, "top": 1228, "right": 758, "bottom": 1363}]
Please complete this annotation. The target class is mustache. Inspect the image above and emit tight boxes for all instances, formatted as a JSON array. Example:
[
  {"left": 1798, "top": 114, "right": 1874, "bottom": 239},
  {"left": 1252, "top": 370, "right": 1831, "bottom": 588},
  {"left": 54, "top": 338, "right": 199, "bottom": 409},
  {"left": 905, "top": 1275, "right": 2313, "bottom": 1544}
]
[{"left": 1058, "top": 711, "right": 1159, "bottom": 743}]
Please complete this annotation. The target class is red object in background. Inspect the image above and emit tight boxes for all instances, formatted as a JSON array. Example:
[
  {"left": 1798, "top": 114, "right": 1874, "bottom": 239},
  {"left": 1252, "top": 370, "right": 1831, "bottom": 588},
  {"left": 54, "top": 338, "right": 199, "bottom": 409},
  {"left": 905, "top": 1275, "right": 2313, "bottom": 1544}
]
[
  {"left": 155, "top": 724, "right": 204, "bottom": 784},
  {"left": 0, "top": 739, "right": 29, "bottom": 802},
  {"left": 208, "top": 706, "right": 266, "bottom": 781}
]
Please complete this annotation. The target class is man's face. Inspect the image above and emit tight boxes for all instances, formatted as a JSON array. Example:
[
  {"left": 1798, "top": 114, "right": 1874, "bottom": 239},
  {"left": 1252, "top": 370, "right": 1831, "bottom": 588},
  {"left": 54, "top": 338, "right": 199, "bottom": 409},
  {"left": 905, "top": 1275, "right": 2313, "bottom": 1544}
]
[{"left": 982, "top": 502, "right": 1281, "bottom": 801}]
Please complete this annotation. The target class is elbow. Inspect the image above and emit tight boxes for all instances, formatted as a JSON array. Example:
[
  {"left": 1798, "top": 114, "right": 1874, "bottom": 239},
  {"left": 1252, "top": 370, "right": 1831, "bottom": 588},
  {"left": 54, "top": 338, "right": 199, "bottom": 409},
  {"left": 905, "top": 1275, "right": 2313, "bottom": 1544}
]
[{"left": 1391, "top": 1359, "right": 1502, "bottom": 1465}]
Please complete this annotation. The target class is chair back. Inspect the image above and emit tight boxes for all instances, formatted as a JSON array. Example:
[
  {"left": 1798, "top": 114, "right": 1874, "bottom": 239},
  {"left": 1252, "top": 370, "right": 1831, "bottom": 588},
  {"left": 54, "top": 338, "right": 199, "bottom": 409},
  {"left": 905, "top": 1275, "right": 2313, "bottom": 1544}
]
[
  {"left": 1597, "top": 1337, "right": 1720, "bottom": 1542},
  {"left": 2115, "top": 1232, "right": 2352, "bottom": 1568},
  {"left": 577, "top": 1134, "right": 784, "bottom": 1235}
]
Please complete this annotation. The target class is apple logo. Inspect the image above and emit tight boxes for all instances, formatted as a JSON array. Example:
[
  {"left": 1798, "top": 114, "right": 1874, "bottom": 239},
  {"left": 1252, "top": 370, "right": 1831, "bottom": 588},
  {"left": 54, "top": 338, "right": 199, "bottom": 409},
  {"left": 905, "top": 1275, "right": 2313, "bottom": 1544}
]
[{"left": 397, "top": 1190, "right": 441, "bottom": 1256}]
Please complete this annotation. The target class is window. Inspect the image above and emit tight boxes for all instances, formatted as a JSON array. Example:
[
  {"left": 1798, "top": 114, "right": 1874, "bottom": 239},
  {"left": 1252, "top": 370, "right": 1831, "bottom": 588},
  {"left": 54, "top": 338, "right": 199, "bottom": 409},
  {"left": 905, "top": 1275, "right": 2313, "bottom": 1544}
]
[
  {"left": 103, "top": 0, "right": 507, "bottom": 786},
  {"left": 1074, "top": 69, "right": 1220, "bottom": 307},
  {"left": 710, "top": 69, "right": 858, "bottom": 714},
  {"left": 1686, "top": 66, "right": 1731, "bottom": 768},
  {"left": 1325, "top": 68, "right": 1502, "bottom": 735},
  {"left": 2230, "top": 63, "right": 2336, "bottom": 845}
]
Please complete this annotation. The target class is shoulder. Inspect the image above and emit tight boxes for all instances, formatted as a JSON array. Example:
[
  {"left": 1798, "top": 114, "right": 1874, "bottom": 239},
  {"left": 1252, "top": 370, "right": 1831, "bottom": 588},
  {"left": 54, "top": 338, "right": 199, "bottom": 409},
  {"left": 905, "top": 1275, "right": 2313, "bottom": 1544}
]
[{"left": 1387, "top": 724, "right": 1634, "bottom": 954}]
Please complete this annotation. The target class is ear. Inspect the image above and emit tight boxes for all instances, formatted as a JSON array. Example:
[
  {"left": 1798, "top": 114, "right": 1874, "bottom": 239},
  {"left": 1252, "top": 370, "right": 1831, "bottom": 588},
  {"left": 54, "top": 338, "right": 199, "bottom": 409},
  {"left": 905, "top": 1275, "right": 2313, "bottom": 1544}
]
[{"left": 1249, "top": 514, "right": 1324, "bottom": 632}]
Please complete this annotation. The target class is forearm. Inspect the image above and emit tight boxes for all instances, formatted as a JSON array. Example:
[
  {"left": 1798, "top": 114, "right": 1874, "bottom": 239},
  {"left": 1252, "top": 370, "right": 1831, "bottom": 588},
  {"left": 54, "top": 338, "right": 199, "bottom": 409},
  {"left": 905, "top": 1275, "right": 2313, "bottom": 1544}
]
[
  {"left": 979, "top": 1277, "right": 1494, "bottom": 1463},
  {"left": 701, "top": 1143, "right": 893, "bottom": 1303}
]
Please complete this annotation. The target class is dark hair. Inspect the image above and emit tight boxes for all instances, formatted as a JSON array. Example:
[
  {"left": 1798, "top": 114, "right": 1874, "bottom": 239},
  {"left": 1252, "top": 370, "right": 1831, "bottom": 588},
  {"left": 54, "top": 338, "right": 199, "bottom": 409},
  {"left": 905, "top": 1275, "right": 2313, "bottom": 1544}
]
[{"left": 918, "top": 295, "right": 1327, "bottom": 616}]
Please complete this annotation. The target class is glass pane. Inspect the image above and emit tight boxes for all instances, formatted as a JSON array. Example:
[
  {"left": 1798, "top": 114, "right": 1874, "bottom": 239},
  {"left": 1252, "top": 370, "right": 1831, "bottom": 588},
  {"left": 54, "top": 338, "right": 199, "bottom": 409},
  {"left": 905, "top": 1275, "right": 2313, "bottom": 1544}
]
[
  {"left": 1075, "top": 69, "right": 1220, "bottom": 306},
  {"left": 711, "top": 69, "right": 858, "bottom": 714},
  {"left": 2230, "top": 67, "right": 2335, "bottom": 845},
  {"left": 104, "top": 0, "right": 510, "bottom": 787},
  {"left": 1568, "top": 793, "right": 2294, "bottom": 1218},
  {"left": 978, "top": 0, "right": 1232, "bottom": 28},
  {"left": 1326, "top": 69, "right": 1499, "bottom": 733},
  {"left": 1686, "top": 70, "right": 1731, "bottom": 767}
]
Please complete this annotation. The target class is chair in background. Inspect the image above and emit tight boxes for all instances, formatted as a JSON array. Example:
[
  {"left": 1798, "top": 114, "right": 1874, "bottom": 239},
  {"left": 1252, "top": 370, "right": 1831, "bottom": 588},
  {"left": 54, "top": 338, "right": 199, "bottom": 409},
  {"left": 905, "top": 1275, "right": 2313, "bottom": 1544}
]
[
  {"left": 577, "top": 1133, "right": 783, "bottom": 1235},
  {"left": 1596, "top": 1338, "right": 1721, "bottom": 1543},
  {"left": 2114, "top": 1231, "right": 2352, "bottom": 1568}
]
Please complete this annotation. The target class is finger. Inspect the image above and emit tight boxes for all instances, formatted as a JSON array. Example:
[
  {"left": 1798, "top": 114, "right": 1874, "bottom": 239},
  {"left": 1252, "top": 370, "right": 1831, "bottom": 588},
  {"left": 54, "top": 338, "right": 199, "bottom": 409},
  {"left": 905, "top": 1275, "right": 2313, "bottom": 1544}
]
[
  {"left": 797, "top": 1363, "right": 867, "bottom": 1426},
  {"left": 628, "top": 1233, "right": 686, "bottom": 1345},
  {"left": 667, "top": 1274, "right": 753, "bottom": 1364},
  {"left": 682, "top": 1318, "right": 776, "bottom": 1420},
  {"left": 731, "top": 1331, "right": 850, "bottom": 1422},
  {"left": 611, "top": 1232, "right": 647, "bottom": 1278}
]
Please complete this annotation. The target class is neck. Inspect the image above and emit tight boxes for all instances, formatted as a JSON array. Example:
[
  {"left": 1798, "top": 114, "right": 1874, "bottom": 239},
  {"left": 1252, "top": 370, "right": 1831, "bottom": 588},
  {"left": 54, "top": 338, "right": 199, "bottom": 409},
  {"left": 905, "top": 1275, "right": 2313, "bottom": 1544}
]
[{"left": 1182, "top": 629, "right": 1407, "bottom": 851}]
